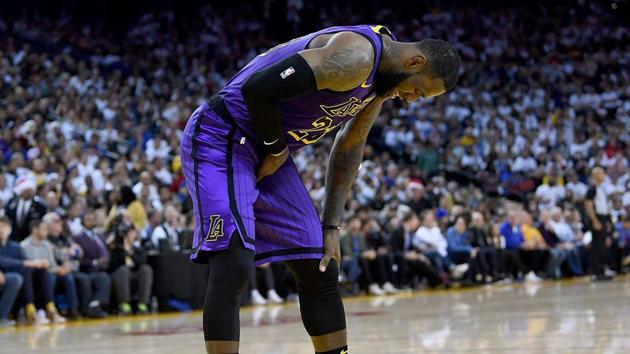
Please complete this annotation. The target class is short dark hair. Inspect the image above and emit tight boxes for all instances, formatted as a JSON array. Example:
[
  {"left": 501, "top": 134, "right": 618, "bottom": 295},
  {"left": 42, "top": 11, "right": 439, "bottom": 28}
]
[
  {"left": 29, "top": 219, "right": 43, "bottom": 232},
  {"left": 416, "top": 39, "right": 460, "bottom": 91},
  {"left": 402, "top": 211, "right": 417, "bottom": 223},
  {"left": 120, "top": 185, "right": 136, "bottom": 206}
]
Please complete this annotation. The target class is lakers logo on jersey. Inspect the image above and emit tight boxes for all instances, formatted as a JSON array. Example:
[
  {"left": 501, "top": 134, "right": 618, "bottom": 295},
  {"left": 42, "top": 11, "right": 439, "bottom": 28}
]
[
  {"left": 288, "top": 117, "right": 343, "bottom": 145},
  {"left": 288, "top": 95, "right": 376, "bottom": 145},
  {"left": 206, "top": 215, "right": 224, "bottom": 242},
  {"left": 320, "top": 96, "right": 375, "bottom": 117}
]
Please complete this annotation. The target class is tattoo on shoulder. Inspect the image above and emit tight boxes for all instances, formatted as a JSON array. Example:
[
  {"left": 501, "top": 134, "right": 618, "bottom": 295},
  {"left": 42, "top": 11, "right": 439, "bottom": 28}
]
[{"left": 316, "top": 49, "right": 371, "bottom": 90}]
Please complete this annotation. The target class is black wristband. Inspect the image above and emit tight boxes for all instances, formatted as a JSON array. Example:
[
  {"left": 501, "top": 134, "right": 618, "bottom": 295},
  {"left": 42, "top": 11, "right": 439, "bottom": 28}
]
[{"left": 322, "top": 224, "right": 341, "bottom": 231}]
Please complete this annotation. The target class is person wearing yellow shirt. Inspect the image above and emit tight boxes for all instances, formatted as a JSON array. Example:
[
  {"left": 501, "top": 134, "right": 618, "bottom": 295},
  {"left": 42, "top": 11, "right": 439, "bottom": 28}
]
[
  {"left": 105, "top": 186, "right": 148, "bottom": 232},
  {"left": 521, "top": 219, "right": 546, "bottom": 249},
  {"left": 520, "top": 212, "right": 565, "bottom": 280}
]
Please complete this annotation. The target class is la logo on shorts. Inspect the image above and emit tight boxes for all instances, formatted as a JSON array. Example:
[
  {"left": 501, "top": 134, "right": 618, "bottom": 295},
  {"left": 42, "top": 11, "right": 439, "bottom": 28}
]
[{"left": 206, "top": 214, "right": 225, "bottom": 242}]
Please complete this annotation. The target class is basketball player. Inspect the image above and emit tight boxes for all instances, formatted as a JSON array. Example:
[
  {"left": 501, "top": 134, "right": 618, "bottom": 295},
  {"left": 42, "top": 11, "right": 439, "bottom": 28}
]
[{"left": 180, "top": 25, "right": 460, "bottom": 354}]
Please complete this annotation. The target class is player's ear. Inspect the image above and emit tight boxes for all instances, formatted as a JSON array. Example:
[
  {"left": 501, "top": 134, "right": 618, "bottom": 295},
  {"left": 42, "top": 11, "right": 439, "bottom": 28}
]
[{"left": 406, "top": 54, "right": 427, "bottom": 72}]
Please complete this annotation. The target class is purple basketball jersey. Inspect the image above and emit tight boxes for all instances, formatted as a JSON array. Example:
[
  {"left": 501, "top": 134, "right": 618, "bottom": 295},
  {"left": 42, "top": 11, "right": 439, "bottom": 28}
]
[
  {"left": 182, "top": 25, "right": 398, "bottom": 264},
  {"left": 219, "top": 25, "right": 396, "bottom": 151}
]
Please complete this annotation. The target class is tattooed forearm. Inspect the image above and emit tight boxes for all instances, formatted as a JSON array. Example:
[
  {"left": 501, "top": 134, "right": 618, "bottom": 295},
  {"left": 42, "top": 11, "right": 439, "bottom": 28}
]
[
  {"left": 322, "top": 146, "right": 362, "bottom": 225},
  {"left": 322, "top": 98, "right": 384, "bottom": 225},
  {"left": 314, "top": 48, "right": 372, "bottom": 91},
  {"left": 338, "top": 97, "right": 384, "bottom": 148}
]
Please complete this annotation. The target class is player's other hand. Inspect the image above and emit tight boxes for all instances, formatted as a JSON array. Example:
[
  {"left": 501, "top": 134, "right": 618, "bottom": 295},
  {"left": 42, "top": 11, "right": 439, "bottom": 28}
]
[
  {"left": 257, "top": 146, "right": 290, "bottom": 182},
  {"left": 320, "top": 228, "right": 341, "bottom": 273}
]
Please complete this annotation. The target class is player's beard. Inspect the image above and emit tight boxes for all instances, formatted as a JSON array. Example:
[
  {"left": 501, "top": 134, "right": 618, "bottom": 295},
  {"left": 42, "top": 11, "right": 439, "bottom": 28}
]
[{"left": 373, "top": 69, "right": 411, "bottom": 97}]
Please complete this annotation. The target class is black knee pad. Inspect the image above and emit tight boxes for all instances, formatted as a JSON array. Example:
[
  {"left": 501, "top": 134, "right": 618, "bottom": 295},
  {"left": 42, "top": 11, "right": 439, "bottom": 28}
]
[
  {"left": 285, "top": 259, "right": 346, "bottom": 336},
  {"left": 207, "top": 234, "right": 253, "bottom": 288},
  {"left": 289, "top": 259, "right": 339, "bottom": 292},
  {"left": 204, "top": 233, "right": 254, "bottom": 341}
]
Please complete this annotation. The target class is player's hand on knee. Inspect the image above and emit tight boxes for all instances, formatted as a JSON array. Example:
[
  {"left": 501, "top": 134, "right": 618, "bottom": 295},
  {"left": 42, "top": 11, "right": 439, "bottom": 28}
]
[
  {"left": 256, "top": 147, "right": 289, "bottom": 182},
  {"left": 319, "top": 229, "right": 341, "bottom": 272}
]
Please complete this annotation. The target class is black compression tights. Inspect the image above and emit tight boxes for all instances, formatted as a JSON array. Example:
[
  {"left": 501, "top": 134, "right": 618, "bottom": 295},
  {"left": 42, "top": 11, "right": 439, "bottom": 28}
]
[
  {"left": 203, "top": 232, "right": 347, "bottom": 353},
  {"left": 284, "top": 259, "right": 347, "bottom": 337},
  {"left": 203, "top": 234, "right": 254, "bottom": 343}
]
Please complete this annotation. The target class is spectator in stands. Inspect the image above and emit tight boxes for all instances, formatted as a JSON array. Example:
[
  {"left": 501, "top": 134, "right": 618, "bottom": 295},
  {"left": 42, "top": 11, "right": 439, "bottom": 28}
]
[
  {"left": 565, "top": 172, "right": 588, "bottom": 204},
  {"left": 145, "top": 134, "right": 171, "bottom": 163},
  {"left": 109, "top": 223, "right": 153, "bottom": 315},
  {"left": 0, "top": 268, "right": 22, "bottom": 327},
  {"left": 341, "top": 218, "right": 385, "bottom": 296},
  {"left": 536, "top": 210, "right": 569, "bottom": 278},
  {"left": 248, "top": 264, "right": 284, "bottom": 306},
  {"left": 141, "top": 210, "right": 162, "bottom": 250},
  {"left": 611, "top": 191, "right": 627, "bottom": 222},
  {"left": 45, "top": 191, "right": 66, "bottom": 216},
  {"left": 613, "top": 215, "right": 630, "bottom": 273},
  {"left": 390, "top": 212, "right": 444, "bottom": 288},
  {"left": 446, "top": 216, "right": 495, "bottom": 283},
  {"left": 0, "top": 217, "right": 23, "bottom": 327},
  {"left": 445, "top": 216, "right": 476, "bottom": 271},
  {"left": 512, "top": 149, "right": 538, "bottom": 175},
  {"left": 469, "top": 212, "right": 500, "bottom": 281},
  {"left": 66, "top": 201, "right": 86, "bottom": 236},
  {"left": 406, "top": 183, "right": 432, "bottom": 214},
  {"left": 108, "top": 186, "right": 148, "bottom": 231},
  {"left": 21, "top": 219, "right": 73, "bottom": 321},
  {"left": 499, "top": 211, "right": 530, "bottom": 281},
  {"left": 133, "top": 172, "right": 160, "bottom": 211},
  {"left": 414, "top": 211, "right": 468, "bottom": 279},
  {"left": 535, "top": 172, "right": 566, "bottom": 211},
  {"left": 0, "top": 175, "right": 13, "bottom": 208},
  {"left": 42, "top": 213, "right": 83, "bottom": 319},
  {"left": 339, "top": 220, "right": 363, "bottom": 296},
  {"left": 520, "top": 212, "right": 556, "bottom": 280},
  {"left": 546, "top": 208, "right": 584, "bottom": 276},
  {"left": 2, "top": 218, "right": 64, "bottom": 324},
  {"left": 73, "top": 212, "right": 111, "bottom": 317},
  {"left": 4, "top": 176, "right": 46, "bottom": 242},
  {"left": 45, "top": 212, "right": 109, "bottom": 318},
  {"left": 361, "top": 218, "right": 398, "bottom": 294},
  {"left": 151, "top": 204, "right": 182, "bottom": 252}
]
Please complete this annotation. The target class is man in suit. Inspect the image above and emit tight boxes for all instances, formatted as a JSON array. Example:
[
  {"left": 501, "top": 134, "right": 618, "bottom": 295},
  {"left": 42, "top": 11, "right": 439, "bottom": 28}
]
[
  {"left": 73, "top": 212, "right": 111, "bottom": 316},
  {"left": 469, "top": 212, "right": 501, "bottom": 281},
  {"left": 340, "top": 217, "right": 385, "bottom": 296},
  {"left": 4, "top": 176, "right": 46, "bottom": 242},
  {"left": 390, "top": 212, "right": 444, "bottom": 288}
]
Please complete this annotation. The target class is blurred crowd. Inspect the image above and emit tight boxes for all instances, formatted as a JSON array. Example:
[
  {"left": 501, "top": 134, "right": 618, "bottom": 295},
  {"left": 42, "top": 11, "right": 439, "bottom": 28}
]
[{"left": 1, "top": 0, "right": 629, "bottom": 326}]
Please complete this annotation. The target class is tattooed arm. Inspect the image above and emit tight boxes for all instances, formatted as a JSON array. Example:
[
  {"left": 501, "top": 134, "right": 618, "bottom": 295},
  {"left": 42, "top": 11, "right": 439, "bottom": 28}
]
[
  {"left": 299, "top": 31, "right": 375, "bottom": 91},
  {"left": 316, "top": 96, "right": 385, "bottom": 271},
  {"left": 322, "top": 98, "right": 385, "bottom": 225},
  {"left": 296, "top": 32, "right": 382, "bottom": 271},
  {"left": 300, "top": 30, "right": 380, "bottom": 223},
  {"left": 298, "top": 32, "right": 382, "bottom": 271},
  {"left": 245, "top": 31, "right": 375, "bottom": 181}
]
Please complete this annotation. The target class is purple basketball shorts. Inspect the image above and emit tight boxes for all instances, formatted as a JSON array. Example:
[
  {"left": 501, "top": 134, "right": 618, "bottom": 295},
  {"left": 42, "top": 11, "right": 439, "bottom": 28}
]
[{"left": 180, "top": 101, "right": 324, "bottom": 265}]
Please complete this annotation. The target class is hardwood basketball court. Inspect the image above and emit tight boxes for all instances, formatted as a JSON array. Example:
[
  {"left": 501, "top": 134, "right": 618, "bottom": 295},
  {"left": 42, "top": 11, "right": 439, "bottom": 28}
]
[{"left": 1, "top": 277, "right": 628, "bottom": 354}]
